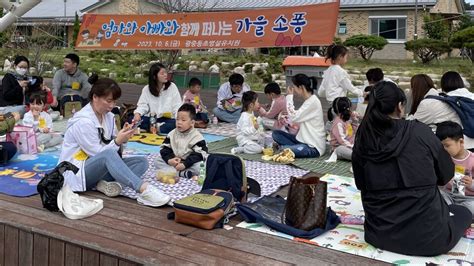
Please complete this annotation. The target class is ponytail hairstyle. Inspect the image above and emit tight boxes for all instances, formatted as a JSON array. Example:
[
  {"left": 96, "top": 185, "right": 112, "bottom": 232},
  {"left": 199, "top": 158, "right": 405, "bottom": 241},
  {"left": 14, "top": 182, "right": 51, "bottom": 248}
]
[
  {"left": 291, "top": 73, "right": 313, "bottom": 94},
  {"left": 327, "top": 97, "right": 352, "bottom": 122},
  {"left": 88, "top": 74, "right": 121, "bottom": 101},
  {"left": 241, "top": 91, "right": 258, "bottom": 113},
  {"left": 325, "top": 44, "right": 348, "bottom": 63},
  {"left": 354, "top": 81, "right": 406, "bottom": 153}
]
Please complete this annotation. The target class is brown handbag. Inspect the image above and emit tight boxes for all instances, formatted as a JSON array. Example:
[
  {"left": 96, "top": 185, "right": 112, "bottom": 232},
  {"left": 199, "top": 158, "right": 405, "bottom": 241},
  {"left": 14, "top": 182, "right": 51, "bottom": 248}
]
[{"left": 282, "top": 173, "right": 327, "bottom": 231}]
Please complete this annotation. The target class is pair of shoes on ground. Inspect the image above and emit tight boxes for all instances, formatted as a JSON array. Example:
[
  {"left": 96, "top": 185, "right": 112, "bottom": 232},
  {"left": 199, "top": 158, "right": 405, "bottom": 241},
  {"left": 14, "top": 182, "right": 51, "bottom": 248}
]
[{"left": 97, "top": 180, "right": 171, "bottom": 207}]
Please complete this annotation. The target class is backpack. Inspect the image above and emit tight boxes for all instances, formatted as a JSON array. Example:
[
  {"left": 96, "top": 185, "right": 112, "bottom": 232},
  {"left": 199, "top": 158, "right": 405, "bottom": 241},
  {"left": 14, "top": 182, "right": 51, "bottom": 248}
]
[
  {"left": 61, "top": 95, "right": 82, "bottom": 119},
  {"left": 169, "top": 189, "right": 234, "bottom": 229},
  {"left": 37, "top": 161, "right": 79, "bottom": 212},
  {"left": 426, "top": 94, "right": 474, "bottom": 138},
  {"left": 202, "top": 153, "right": 260, "bottom": 202}
]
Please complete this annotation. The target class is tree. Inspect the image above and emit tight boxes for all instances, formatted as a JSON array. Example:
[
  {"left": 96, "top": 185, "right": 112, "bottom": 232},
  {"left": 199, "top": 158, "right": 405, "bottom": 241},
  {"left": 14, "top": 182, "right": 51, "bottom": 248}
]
[
  {"left": 343, "top": 34, "right": 388, "bottom": 61},
  {"left": 451, "top": 26, "right": 474, "bottom": 62},
  {"left": 72, "top": 12, "right": 80, "bottom": 47},
  {"left": 458, "top": 12, "right": 474, "bottom": 31},
  {"left": 422, "top": 14, "right": 450, "bottom": 41},
  {"left": 405, "top": 38, "right": 451, "bottom": 64}
]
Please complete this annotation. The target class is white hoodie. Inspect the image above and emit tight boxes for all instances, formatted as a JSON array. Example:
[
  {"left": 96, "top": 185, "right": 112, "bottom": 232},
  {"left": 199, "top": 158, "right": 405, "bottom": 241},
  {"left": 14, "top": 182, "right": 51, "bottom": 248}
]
[{"left": 58, "top": 104, "right": 119, "bottom": 191}]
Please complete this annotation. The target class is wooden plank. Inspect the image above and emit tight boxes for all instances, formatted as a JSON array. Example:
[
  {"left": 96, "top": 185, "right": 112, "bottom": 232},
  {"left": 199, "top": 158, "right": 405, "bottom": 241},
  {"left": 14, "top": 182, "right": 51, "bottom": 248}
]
[
  {"left": 0, "top": 224, "right": 4, "bottom": 266},
  {"left": 65, "top": 243, "right": 82, "bottom": 266},
  {"left": 0, "top": 197, "right": 278, "bottom": 265},
  {"left": 99, "top": 254, "right": 118, "bottom": 266},
  {"left": 82, "top": 249, "right": 100, "bottom": 266},
  {"left": 4, "top": 225, "right": 19, "bottom": 266},
  {"left": 33, "top": 234, "right": 50, "bottom": 266},
  {"left": 49, "top": 238, "right": 65, "bottom": 266},
  {"left": 19, "top": 230, "right": 33, "bottom": 266},
  {"left": 0, "top": 210, "right": 191, "bottom": 265},
  {"left": 118, "top": 260, "right": 139, "bottom": 266}
]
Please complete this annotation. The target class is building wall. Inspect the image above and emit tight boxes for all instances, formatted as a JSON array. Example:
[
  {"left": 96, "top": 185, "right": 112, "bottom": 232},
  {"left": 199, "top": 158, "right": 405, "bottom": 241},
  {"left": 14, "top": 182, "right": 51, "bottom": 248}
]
[
  {"left": 337, "top": 9, "right": 426, "bottom": 60},
  {"left": 431, "top": 0, "right": 461, "bottom": 14}
]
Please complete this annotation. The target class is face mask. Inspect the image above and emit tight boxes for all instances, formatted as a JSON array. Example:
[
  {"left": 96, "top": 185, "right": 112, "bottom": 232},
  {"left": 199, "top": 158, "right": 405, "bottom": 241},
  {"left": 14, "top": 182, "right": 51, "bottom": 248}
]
[{"left": 16, "top": 67, "right": 27, "bottom": 76}]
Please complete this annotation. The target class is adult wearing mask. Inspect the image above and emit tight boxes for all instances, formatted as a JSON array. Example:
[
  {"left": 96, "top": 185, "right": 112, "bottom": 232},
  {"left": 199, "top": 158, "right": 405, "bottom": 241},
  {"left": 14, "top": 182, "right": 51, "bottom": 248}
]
[
  {"left": 353, "top": 81, "right": 471, "bottom": 256},
  {"left": 0, "top": 55, "right": 30, "bottom": 116}
]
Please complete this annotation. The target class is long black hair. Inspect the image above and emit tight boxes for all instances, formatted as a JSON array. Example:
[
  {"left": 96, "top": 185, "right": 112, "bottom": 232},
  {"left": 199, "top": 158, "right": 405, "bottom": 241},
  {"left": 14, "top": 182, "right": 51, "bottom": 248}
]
[
  {"left": 328, "top": 97, "right": 351, "bottom": 122},
  {"left": 148, "top": 63, "right": 171, "bottom": 97},
  {"left": 292, "top": 74, "right": 314, "bottom": 94},
  {"left": 354, "top": 81, "right": 406, "bottom": 153},
  {"left": 325, "top": 44, "right": 348, "bottom": 63}
]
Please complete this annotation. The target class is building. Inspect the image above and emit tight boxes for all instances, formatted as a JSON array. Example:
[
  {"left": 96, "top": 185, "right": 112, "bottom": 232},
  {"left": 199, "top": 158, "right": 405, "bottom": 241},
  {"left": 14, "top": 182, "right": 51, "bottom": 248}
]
[{"left": 14, "top": 0, "right": 465, "bottom": 59}]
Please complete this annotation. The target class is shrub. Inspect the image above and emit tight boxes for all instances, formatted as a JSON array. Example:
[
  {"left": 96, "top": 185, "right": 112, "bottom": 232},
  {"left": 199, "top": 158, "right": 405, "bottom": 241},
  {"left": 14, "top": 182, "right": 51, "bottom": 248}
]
[
  {"left": 244, "top": 64, "right": 254, "bottom": 73},
  {"left": 423, "top": 14, "right": 450, "bottom": 41},
  {"left": 405, "top": 38, "right": 451, "bottom": 64},
  {"left": 451, "top": 26, "right": 474, "bottom": 63},
  {"left": 343, "top": 35, "right": 388, "bottom": 61}
]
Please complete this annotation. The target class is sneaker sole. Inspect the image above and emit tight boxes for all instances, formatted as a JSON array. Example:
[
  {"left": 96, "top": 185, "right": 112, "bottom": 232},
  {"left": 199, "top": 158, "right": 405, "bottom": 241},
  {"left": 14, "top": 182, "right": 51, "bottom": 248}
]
[
  {"left": 96, "top": 181, "right": 122, "bottom": 197},
  {"left": 137, "top": 196, "right": 170, "bottom": 207}
]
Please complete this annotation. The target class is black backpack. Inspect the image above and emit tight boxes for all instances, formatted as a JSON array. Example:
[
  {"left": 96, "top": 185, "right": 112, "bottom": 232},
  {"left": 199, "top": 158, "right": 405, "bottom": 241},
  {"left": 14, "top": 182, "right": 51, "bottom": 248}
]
[
  {"left": 202, "top": 153, "right": 260, "bottom": 202},
  {"left": 37, "top": 161, "right": 79, "bottom": 212}
]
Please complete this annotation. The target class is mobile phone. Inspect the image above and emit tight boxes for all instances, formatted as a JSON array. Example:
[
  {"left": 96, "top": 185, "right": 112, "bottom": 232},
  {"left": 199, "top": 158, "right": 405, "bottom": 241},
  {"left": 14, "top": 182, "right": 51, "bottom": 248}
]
[{"left": 131, "top": 119, "right": 142, "bottom": 129}]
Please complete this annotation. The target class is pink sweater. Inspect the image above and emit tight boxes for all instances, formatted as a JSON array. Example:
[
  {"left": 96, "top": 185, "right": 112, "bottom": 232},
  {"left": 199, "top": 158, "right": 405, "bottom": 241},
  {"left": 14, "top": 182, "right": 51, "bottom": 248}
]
[
  {"left": 444, "top": 151, "right": 474, "bottom": 196},
  {"left": 258, "top": 95, "right": 287, "bottom": 129},
  {"left": 183, "top": 90, "right": 205, "bottom": 112},
  {"left": 330, "top": 116, "right": 357, "bottom": 150}
]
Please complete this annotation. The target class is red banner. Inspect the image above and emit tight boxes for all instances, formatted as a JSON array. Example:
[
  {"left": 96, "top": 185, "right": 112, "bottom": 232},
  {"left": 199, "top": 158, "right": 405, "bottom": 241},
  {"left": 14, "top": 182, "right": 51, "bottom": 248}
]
[{"left": 75, "top": 2, "right": 340, "bottom": 50}]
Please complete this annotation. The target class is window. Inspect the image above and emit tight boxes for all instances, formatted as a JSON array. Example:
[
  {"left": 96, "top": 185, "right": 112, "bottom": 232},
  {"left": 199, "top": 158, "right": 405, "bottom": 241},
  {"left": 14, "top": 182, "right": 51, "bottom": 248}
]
[
  {"left": 370, "top": 17, "right": 406, "bottom": 41},
  {"left": 338, "top": 22, "right": 347, "bottom": 35}
]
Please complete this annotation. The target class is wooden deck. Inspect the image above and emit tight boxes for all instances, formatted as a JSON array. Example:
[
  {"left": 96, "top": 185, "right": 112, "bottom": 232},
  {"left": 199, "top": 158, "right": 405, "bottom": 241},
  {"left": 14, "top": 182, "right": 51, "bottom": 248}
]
[
  {"left": 0, "top": 192, "right": 387, "bottom": 265},
  {"left": 0, "top": 81, "right": 371, "bottom": 265}
]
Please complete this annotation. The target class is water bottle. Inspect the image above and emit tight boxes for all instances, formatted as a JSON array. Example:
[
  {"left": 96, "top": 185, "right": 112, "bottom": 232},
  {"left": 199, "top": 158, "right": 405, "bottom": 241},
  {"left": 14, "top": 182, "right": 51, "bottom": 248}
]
[
  {"left": 198, "top": 161, "right": 206, "bottom": 185},
  {"left": 149, "top": 112, "right": 157, "bottom": 133}
]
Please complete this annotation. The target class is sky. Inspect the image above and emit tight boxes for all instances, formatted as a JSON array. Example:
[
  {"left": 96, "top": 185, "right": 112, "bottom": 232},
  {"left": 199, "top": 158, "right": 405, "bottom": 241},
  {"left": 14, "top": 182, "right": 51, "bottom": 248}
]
[{"left": 467, "top": 0, "right": 474, "bottom": 5}]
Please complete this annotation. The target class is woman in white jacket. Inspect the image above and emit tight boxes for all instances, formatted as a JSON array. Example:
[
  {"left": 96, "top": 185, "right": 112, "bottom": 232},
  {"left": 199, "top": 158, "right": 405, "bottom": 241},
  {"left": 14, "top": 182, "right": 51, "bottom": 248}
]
[
  {"left": 133, "top": 63, "right": 182, "bottom": 134},
  {"left": 59, "top": 76, "right": 170, "bottom": 207},
  {"left": 412, "top": 71, "right": 474, "bottom": 151},
  {"left": 272, "top": 74, "right": 326, "bottom": 158}
]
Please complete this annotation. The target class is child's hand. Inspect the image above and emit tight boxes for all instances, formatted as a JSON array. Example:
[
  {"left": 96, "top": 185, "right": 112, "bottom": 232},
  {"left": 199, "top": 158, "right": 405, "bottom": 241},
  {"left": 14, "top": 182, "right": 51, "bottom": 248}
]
[
  {"left": 462, "top": 175, "right": 472, "bottom": 188},
  {"left": 42, "top": 85, "right": 51, "bottom": 92},
  {"left": 175, "top": 163, "right": 185, "bottom": 171},
  {"left": 42, "top": 128, "right": 50, "bottom": 133},
  {"left": 168, "top": 157, "right": 180, "bottom": 167}
]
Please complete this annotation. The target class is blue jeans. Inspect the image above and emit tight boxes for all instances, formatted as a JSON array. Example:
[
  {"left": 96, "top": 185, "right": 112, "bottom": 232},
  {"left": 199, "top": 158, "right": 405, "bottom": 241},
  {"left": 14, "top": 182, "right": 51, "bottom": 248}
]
[
  {"left": 272, "top": 130, "right": 320, "bottom": 158},
  {"left": 212, "top": 107, "right": 241, "bottom": 124},
  {"left": 0, "top": 141, "right": 17, "bottom": 165},
  {"left": 84, "top": 149, "right": 148, "bottom": 192}
]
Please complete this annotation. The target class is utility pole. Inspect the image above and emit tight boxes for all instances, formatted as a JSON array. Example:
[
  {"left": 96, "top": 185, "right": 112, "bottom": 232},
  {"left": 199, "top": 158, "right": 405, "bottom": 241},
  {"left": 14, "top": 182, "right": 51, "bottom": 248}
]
[{"left": 413, "top": 0, "right": 418, "bottom": 62}]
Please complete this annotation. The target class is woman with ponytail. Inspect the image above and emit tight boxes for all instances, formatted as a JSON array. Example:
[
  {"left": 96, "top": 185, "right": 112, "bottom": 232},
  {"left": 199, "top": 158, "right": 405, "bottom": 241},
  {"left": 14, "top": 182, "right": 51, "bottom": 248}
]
[
  {"left": 318, "top": 44, "right": 363, "bottom": 104},
  {"left": 352, "top": 81, "right": 471, "bottom": 256},
  {"left": 272, "top": 74, "right": 325, "bottom": 158}
]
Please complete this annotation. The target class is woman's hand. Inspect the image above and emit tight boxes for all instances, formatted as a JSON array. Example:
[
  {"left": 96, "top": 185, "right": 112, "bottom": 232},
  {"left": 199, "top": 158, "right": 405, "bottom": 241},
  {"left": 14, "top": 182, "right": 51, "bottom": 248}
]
[
  {"left": 18, "top": 80, "right": 29, "bottom": 88},
  {"left": 133, "top": 113, "right": 141, "bottom": 123},
  {"left": 286, "top": 86, "right": 294, "bottom": 95},
  {"left": 115, "top": 122, "right": 135, "bottom": 145}
]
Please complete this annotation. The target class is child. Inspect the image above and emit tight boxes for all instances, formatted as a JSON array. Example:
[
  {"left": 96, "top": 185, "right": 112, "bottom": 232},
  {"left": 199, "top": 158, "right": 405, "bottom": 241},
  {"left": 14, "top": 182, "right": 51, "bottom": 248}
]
[
  {"left": 25, "top": 76, "right": 60, "bottom": 120},
  {"left": 0, "top": 112, "right": 20, "bottom": 164},
  {"left": 155, "top": 103, "right": 208, "bottom": 179},
  {"left": 22, "top": 93, "right": 63, "bottom": 152},
  {"left": 328, "top": 97, "right": 358, "bottom": 161},
  {"left": 355, "top": 85, "right": 373, "bottom": 118},
  {"left": 231, "top": 91, "right": 264, "bottom": 154},
  {"left": 183, "top": 77, "right": 209, "bottom": 126},
  {"left": 258, "top": 82, "right": 298, "bottom": 134},
  {"left": 272, "top": 74, "right": 326, "bottom": 158},
  {"left": 318, "top": 44, "right": 363, "bottom": 104},
  {"left": 436, "top": 121, "right": 474, "bottom": 218}
]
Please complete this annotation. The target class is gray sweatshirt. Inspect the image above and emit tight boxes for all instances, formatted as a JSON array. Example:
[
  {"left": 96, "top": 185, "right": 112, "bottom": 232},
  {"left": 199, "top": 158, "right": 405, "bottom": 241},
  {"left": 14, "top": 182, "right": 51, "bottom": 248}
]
[{"left": 52, "top": 68, "right": 91, "bottom": 100}]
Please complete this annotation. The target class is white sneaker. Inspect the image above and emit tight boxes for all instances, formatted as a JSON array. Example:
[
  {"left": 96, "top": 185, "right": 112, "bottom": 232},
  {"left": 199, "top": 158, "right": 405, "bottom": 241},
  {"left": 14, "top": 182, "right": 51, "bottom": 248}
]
[
  {"left": 231, "top": 147, "right": 243, "bottom": 154},
  {"left": 137, "top": 185, "right": 170, "bottom": 207},
  {"left": 96, "top": 180, "right": 122, "bottom": 197}
]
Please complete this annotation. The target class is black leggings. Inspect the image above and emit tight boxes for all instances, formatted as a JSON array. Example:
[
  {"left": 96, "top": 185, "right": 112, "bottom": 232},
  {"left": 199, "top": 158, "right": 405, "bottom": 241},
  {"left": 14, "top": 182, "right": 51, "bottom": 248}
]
[
  {"left": 444, "top": 204, "right": 472, "bottom": 253},
  {"left": 0, "top": 142, "right": 17, "bottom": 164}
]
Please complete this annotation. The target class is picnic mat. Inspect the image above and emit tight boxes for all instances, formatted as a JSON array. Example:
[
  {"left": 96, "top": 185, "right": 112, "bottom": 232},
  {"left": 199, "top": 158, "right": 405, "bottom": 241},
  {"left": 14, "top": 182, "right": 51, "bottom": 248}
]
[
  {"left": 236, "top": 174, "right": 474, "bottom": 265},
  {"left": 0, "top": 152, "right": 60, "bottom": 197},
  {"left": 198, "top": 122, "right": 238, "bottom": 137},
  {"left": 129, "top": 133, "right": 165, "bottom": 145},
  {"left": 208, "top": 137, "right": 353, "bottom": 177},
  {"left": 121, "top": 154, "right": 308, "bottom": 202}
]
